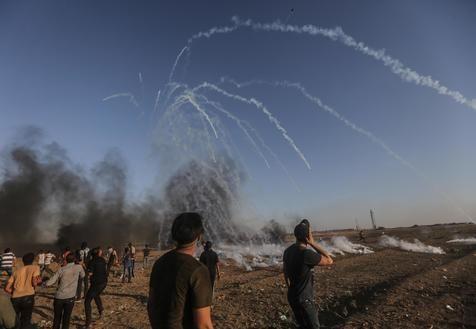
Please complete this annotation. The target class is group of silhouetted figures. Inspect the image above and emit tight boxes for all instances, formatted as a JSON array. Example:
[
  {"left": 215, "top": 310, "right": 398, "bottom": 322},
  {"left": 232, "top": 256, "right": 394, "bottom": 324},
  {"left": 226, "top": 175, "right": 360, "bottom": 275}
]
[{"left": 1, "top": 213, "right": 333, "bottom": 329}]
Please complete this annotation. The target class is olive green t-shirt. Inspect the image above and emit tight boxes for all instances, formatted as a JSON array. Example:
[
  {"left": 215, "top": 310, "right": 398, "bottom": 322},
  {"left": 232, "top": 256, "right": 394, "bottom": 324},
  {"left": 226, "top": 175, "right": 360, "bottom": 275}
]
[{"left": 148, "top": 250, "right": 212, "bottom": 329}]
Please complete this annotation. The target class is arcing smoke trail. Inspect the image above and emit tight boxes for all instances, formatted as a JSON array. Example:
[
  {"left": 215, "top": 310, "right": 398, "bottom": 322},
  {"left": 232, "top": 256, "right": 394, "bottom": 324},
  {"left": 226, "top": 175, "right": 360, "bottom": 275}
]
[
  {"left": 241, "top": 121, "right": 301, "bottom": 192},
  {"left": 169, "top": 46, "right": 189, "bottom": 82},
  {"left": 192, "top": 82, "right": 312, "bottom": 170},
  {"left": 174, "top": 92, "right": 219, "bottom": 139},
  {"left": 194, "top": 94, "right": 271, "bottom": 168},
  {"left": 185, "top": 17, "right": 476, "bottom": 112},
  {"left": 103, "top": 93, "right": 140, "bottom": 107},
  {"left": 224, "top": 78, "right": 474, "bottom": 223}
]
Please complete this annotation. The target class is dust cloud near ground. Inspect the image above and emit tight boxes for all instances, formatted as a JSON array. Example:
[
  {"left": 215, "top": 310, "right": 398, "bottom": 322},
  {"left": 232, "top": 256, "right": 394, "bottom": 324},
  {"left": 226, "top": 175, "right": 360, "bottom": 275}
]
[{"left": 2, "top": 222, "right": 474, "bottom": 329}]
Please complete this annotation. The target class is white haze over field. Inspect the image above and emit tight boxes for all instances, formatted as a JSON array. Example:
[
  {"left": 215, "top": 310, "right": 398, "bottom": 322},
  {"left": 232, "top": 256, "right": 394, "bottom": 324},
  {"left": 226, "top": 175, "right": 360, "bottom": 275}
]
[
  {"left": 217, "top": 236, "right": 373, "bottom": 270},
  {"left": 379, "top": 235, "right": 445, "bottom": 254},
  {"left": 446, "top": 237, "right": 476, "bottom": 244}
]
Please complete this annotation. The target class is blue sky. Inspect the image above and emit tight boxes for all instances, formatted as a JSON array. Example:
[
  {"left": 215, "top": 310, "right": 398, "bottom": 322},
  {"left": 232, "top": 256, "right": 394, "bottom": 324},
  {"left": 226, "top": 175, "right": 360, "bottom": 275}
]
[{"left": 1, "top": 0, "right": 475, "bottom": 229}]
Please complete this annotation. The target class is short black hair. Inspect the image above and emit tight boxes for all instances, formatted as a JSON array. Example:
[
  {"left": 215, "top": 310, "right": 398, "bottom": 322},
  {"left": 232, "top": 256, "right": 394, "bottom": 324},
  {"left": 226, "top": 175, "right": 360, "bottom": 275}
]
[
  {"left": 4, "top": 248, "right": 11, "bottom": 253},
  {"left": 91, "top": 247, "right": 101, "bottom": 257},
  {"left": 204, "top": 241, "right": 212, "bottom": 251},
  {"left": 171, "top": 212, "right": 204, "bottom": 245},
  {"left": 66, "top": 253, "right": 76, "bottom": 263},
  {"left": 22, "top": 252, "right": 35, "bottom": 265},
  {"left": 294, "top": 220, "right": 310, "bottom": 243},
  {"left": 81, "top": 242, "right": 88, "bottom": 249}
]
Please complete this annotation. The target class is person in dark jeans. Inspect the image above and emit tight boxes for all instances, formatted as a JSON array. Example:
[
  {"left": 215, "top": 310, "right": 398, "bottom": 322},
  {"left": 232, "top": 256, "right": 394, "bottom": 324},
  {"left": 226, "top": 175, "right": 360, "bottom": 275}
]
[
  {"left": 84, "top": 247, "right": 107, "bottom": 329},
  {"left": 283, "top": 219, "right": 334, "bottom": 329},
  {"left": 75, "top": 242, "right": 89, "bottom": 301},
  {"left": 121, "top": 247, "right": 132, "bottom": 283},
  {"left": 46, "top": 253, "right": 85, "bottom": 329},
  {"left": 4, "top": 253, "right": 41, "bottom": 329},
  {"left": 199, "top": 241, "right": 221, "bottom": 290}
]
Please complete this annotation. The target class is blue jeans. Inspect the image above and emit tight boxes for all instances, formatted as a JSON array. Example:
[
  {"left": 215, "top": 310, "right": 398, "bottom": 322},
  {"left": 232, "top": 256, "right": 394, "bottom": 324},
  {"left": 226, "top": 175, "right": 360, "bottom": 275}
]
[
  {"left": 122, "top": 266, "right": 132, "bottom": 282},
  {"left": 288, "top": 297, "right": 320, "bottom": 329}
]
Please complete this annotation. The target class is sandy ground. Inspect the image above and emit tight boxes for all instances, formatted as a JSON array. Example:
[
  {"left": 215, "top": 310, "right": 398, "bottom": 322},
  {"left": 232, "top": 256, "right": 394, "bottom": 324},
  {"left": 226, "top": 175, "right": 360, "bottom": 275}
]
[{"left": 2, "top": 223, "right": 476, "bottom": 328}]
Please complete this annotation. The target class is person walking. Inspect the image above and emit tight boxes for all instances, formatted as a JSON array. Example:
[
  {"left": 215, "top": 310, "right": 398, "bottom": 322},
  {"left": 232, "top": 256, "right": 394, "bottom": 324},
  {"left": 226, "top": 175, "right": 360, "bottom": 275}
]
[
  {"left": 75, "top": 242, "right": 89, "bottom": 301},
  {"left": 45, "top": 253, "right": 85, "bottom": 329},
  {"left": 84, "top": 247, "right": 107, "bottom": 329},
  {"left": 44, "top": 250, "right": 56, "bottom": 273},
  {"left": 283, "top": 219, "right": 334, "bottom": 329},
  {"left": 142, "top": 244, "right": 151, "bottom": 269},
  {"left": 37, "top": 250, "right": 46, "bottom": 275},
  {"left": 4, "top": 253, "right": 41, "bottom": 329},
  {"left": 148, "top": 212, "right": 213, "bottom": 329},
  {"left": 0, "top": 249, "right": 15, "bottom": 277},
  {"left": 199, "top": 241, "right": 221, "bottom": 290},
  {"left": 105, "top": 247, "right": 118, "bottom": 277},
  {"left": 127, "top": 243, "right": 136, "bottom": 277},
  {"left": 121, "top": 248, "right": 133, "bottom": 283}
]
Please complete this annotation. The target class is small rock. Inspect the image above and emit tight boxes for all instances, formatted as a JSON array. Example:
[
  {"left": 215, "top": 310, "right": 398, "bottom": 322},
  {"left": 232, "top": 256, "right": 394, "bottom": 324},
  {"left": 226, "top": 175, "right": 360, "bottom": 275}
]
[{"left": 446, "top": 305, "right": 455, "bottom": 311}]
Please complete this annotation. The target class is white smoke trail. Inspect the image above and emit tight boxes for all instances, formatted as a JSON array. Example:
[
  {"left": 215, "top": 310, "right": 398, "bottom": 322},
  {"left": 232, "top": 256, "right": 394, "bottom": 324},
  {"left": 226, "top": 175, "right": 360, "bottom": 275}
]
[
  {"left": 379, "top": 235, "right": 445, "bottom": 254},
  {"left": 194, "top": 94, "right": 271, "bottom": 168},
  {"left": 192, "top": 82, "right": 312, "bottom": 170},
  {"left": 241, "top": 121, "right": 301, "bottom": 192},
  {"left": 446, "top": 237, "right": 476, "bottom": 244},
  {"left": 185, "top": 17, "right": 476, "bottom": 112},
  {"left": 168, "top": 46, "right": 189, "bottom": 82},
  {"left": 224, "top": 78, "right": 474, "bottom": 223},
  {"left": 174, "top": 92, "right": 219, "bottom": 139},
  {"left": 153, "top": 89, "right": 161, "bottom": 113},
  {"left": 102, "top": 92, "right": 140, "bottom": 107}
]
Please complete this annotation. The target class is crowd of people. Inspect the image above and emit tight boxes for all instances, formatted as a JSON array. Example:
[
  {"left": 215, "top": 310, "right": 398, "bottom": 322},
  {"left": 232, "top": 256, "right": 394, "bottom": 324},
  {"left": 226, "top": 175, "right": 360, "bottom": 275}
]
[{"left": 1, "top": 213, "right": 333, "bottom": 329}]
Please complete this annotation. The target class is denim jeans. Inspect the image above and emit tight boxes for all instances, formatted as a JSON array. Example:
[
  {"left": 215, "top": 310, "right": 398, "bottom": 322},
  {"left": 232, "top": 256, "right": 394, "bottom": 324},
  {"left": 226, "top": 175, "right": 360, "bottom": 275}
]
[
  {"left": 11, "top": 295, "right": 34, "bottom": 329},
  {"left": 288, "top": 297, "right": 320, "bottom": 329},
  {"left": 75, "top": 275, "right": 88, "bottom": 299},
  {"left": 53, "top": 298, "right": 75, "bottom": 329},
  {"left": 84, "top": 283, "right": 106, "bottom": 326}
]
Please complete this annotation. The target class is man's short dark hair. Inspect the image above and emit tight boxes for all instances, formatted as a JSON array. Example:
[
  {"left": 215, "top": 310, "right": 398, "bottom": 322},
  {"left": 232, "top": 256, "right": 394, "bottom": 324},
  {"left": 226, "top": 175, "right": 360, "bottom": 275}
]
[
  {"left": 4, "top": 248, "right": 11, "bottom": 253},
  {"left": 22, "top": 252, "right": 35, "bottom": 265},
  {"left": 91, "top": 247, "right": 101, "bottom": 257},
  {"left": 294, "top": 220, "right": 310, "bottom": 243},
  {"left": 204, "top": 241, "right": 212, "bottom": 251},
  {"left": 66, "top": 253, "right": 76, "bottom": 263},
  {"left": 171, "top": 212, "right": 204, "bottom": 245}
]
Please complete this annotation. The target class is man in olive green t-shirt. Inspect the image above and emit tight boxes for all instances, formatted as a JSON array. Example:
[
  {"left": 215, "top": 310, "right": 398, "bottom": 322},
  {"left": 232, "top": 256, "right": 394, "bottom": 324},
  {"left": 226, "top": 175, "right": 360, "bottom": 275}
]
[
  {"left": 148, "top": 212, "right": 213, "bottom": 329},
  {"left": 4, "top": 252, "right": 41, "bottom": 329}
]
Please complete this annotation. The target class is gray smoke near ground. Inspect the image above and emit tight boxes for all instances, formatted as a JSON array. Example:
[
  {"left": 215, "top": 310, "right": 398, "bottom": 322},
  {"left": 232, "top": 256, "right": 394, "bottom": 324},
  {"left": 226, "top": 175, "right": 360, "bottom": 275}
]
[{"left": 158, "top": 155, "right": 247, "bottom": 247}]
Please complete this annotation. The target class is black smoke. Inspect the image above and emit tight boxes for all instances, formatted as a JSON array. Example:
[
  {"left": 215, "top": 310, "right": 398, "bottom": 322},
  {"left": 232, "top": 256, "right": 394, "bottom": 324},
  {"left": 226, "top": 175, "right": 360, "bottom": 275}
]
[{"left": 0, "top": 128, "right": 159, "bottom": 250}]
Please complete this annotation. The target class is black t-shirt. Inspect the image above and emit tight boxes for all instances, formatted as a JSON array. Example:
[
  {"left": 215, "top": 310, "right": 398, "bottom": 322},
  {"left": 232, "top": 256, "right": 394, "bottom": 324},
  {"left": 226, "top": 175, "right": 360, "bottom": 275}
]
[
  {"left": 148, "top": 250, "right": 212, "bottom": 329},
  {"left": 283, "top": 244, "right": 321, "bottom": 300},
  {"left": 199, "top": 250, "right": 219, "bottom": 278},
  {"left": 87, "top": 256, "right": 108, "bottom": 286}
]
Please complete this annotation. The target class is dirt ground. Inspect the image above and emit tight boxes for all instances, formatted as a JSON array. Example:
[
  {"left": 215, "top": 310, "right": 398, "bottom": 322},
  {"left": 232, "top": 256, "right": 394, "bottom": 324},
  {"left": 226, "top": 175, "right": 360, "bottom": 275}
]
[{"left": 2, "top": 223, "right": 476, "bottom": 328}]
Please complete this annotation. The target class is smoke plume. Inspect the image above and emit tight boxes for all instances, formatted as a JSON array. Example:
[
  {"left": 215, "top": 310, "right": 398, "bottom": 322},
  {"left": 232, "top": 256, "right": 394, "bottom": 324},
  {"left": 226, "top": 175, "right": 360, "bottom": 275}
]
[
  {"left": 379, "top": 235, "right": 445, "bottom": 254},
  {"left": 0, "top": 127, "right": 159, "bottom": 250}
]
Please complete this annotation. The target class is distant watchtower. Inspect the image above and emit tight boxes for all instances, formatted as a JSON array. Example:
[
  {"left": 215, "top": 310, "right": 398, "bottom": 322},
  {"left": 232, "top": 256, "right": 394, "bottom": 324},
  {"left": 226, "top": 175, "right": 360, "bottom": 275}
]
[{"left": 370, "top": 209, "right": 377, "bottom": 230}]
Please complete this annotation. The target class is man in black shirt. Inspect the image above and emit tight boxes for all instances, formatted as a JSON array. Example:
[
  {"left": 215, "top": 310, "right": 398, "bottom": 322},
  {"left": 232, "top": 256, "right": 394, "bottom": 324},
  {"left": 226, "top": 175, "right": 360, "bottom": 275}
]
[
  {"left": 199, "top": 241, "right": 220, "bottom": 290},
  {"left": 84, "top": 247, "right": 107, "bottom": 329},
  {"left": 283, "top": 219, "right": 334, "bottom": 329},
  {"left": 148, "top": 212, "right": 213, "bottom": 329}
]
